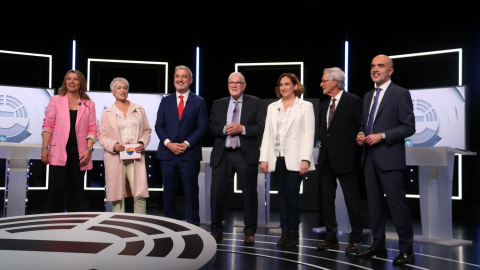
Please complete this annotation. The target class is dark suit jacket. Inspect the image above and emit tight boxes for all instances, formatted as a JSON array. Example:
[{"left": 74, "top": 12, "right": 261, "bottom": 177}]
[
  {"left": 155, "top": 91, "right": 208, "bottom": 162},
  {"left": 359, "top": 82, "right": 415, "bottom": 171},
  {"left": 208, "top": 94, "right": 265, "bottom": 168},
  {"left": 318, "top": 91, "right": 362, "bottom": 174}
]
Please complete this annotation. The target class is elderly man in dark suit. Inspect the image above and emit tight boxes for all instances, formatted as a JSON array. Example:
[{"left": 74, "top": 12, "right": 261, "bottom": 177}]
[
  {"left": 155, "top": 65, "right": 208, "bottom": 226},
  {"left": 208, "top": 72, "right": 265, "bottom": 244},
  {"left": 316, "top": 67, "right": 363, "bottom": 254},
  {"left": 356, "top": 55, "right": 416, "bottom": 266}
]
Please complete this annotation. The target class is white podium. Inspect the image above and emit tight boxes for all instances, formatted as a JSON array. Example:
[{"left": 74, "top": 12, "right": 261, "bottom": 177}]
[
  {"left": 406, "top": 146, "right": 476, "bottom": 245},
  {"left": 0, "top": 142, "right": 105, "bottom": 217}
]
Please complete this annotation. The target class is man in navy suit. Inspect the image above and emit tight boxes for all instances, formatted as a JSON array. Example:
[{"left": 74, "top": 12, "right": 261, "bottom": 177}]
[
  {"left": 208, "top": 72, "right": 265, "bottom": 244},
  {"left": 316, "top": 67, "right": 363, "bottom": 254},
  {"left": 356, "top": 55, "right": 416, "bottom": 265},
  {"left": 155, "top": 65, "right": 208, "bottom": 226}
]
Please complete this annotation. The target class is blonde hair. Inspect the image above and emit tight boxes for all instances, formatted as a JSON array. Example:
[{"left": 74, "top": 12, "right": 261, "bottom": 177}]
[{"left": 57, "top": 70, "right": 90, "bottom": 100}]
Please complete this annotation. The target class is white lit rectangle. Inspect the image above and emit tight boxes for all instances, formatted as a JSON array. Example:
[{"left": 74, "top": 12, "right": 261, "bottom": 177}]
[{"left": 87, "top": 58, "right": 169, "bottom": 93}]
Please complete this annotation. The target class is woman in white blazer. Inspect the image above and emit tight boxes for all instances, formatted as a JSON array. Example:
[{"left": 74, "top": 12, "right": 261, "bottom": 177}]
[{"left": 260, "top": 73, "right": 315, "bottom": 247}]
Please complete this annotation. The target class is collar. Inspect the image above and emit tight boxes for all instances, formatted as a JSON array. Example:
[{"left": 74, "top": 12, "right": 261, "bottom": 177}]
[
  {"left": 176, "top": 90, "right": 190, "bottom": 99},
  {"left": 375, "top": 80, "right": 392, "bottom": 92},
  {"left": 230, "top": 94, "right": 244, "bottom": 103}
]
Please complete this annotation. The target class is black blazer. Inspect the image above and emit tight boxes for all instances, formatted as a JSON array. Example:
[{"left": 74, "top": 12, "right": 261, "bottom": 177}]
[
  {"left": 359, "top": 82, "right": 415, "bottom": 171},
  {"left": 208, "top": 94, "right": 265, "bottom": 168},
  {"left": 318, "top": 91, "right": 363, "bottom": 174}
]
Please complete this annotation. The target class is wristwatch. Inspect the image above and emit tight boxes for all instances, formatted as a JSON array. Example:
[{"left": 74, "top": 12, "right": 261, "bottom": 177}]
[
  {"left": 381, "top": 133, "right": 386, "bottom": 141},
  {"left": 87, "top": 147, "right": 94, "bottom": 152}
]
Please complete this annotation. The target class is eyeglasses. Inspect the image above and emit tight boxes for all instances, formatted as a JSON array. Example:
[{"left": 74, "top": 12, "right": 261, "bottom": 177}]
[
  {"left": 321, "top": 79, "right": 332, "bottom": 83},
  {"left": 228, "top": 81, "right": 245, "bottom": 85}
]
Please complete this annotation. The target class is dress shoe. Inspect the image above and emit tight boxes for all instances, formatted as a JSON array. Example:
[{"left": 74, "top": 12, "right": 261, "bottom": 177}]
[
  {"left": 345, "top": 242, "right": 360, "bottom": 254},
  {"left": 285, "top": 232, "right": 299, "bottom": 247},
  {"left": 277, "top": 232, "right": 290, "bottom": 247},
  {"left": 393, "top": 252, "right": 415, "bottom": 265},
  {"left": 211, "top": 233, "right": 223, "bottom": 243},
  {"left": 357, "top": 247, "right": 388, "bottom": 258},
  {"left": 317, "top": 239, "right": 339, "bottom": 250},
  {"left": 244, "top": 234, "right": 255, "bottom": 245}
]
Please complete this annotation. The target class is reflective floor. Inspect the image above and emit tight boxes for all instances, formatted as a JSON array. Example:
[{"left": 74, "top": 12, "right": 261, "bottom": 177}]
[
  {"left": 201, "top": 210, "right": 480, "bottom": 270},
  {"left": 18, "top": 206, "right": 480, "bottom": 270}
]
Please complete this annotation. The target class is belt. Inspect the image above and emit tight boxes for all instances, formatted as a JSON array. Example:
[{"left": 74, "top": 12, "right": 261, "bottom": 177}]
[{"left": 224, "top": 147, "right": 241, "bottom": 151}]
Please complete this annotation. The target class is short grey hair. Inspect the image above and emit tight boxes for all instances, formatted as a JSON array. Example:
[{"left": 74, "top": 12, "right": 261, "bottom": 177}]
[
  {"left": 323, "top": 67, "right": 345, "bottom": 90},
  {"left": 110, "top": 77, "right": 129, "bottom": 90},
  {"left": 175, "top": 65, "right": 193, "bottom": 78},
  {"left": 228, "top": 72, "right": 246, "bottom": 83}
]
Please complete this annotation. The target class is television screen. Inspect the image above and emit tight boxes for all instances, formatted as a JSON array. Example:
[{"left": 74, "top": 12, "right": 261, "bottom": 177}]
[
  {"left": 0, "top": 85, "right": 54, "bottom": 143},
  {"left": 408, "top": 86, "right": 466, "bottom": 149}
]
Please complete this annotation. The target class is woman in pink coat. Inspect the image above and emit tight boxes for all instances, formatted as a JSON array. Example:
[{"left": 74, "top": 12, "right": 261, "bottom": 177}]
[
  {"left": 98, "top": 77, "right": 152, "bottom": 214},
  {"left": 41, "top": 70, "right": 98, "bottom": 213}
]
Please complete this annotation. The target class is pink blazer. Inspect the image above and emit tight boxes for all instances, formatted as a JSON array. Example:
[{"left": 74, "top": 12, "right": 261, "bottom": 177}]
[
  {"left": 98, "top": 102, "right": 151, "bottom": 201},
  {"left": 42, "top": 95, "right": 98, "bottom": 170}
]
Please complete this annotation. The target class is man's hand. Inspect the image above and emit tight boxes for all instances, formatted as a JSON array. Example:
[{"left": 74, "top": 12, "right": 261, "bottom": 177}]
[
  {"left": 225, "top": 123, "right": 243, "bottom": 136},
  {"left": 356, "top": 133, "right": 365, "bottom": 146},
  {"left": 167, "top": 142, "right": 187, "bottom": 155},
  {"left": 365, "top": 133, "right": 383, "bottom": 146}
]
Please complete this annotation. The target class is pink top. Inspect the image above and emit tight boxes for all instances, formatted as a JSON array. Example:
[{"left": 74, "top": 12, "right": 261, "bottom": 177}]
[{"left": 42, "top": 94, "right": 98, "bottom": 170}]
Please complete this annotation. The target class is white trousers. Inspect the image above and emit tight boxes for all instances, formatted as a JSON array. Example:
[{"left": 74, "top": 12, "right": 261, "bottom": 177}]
[{"left": 112, "top": 159, "right": 146, "bottom": 214}]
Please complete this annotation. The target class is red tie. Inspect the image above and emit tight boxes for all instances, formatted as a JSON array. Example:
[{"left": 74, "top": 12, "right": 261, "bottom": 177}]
[{"left": 178, "top": 95, "right": 184, "bottom": 120}]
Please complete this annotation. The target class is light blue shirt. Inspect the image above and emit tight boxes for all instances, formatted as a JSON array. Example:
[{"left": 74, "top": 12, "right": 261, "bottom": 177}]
[{"left": 224, "top": 95, "right": 246, "bottom": 147}]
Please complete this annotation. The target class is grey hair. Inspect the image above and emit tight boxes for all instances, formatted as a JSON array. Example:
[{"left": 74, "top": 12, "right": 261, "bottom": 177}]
[
  {"left": 110, "top": 77, "right": 129, "bottom": 90},
  {"left": 228, "top": 72, "right": 246, "bottom": 83},
  {"left": 175, "top": 65, "right": 193, "bottom": 78},
  {"left": 323, "top": 67, "right": 345, "bottom": 90}
]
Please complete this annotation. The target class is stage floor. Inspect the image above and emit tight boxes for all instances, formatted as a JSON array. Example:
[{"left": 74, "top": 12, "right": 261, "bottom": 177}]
[
  {"left": 206, "top": 210, "right": 479, "bottom": 270},
  {"left": 5, "top": 208, "right": 480, "bottom": 270}
]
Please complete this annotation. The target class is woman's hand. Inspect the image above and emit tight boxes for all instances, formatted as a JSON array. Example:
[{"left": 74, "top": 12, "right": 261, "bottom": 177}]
[
  {"left": 79, "top": 150, "right": 92, "bottom": 167},
  {"left": 113, "top": 143, "right": 125, "bottom": 153},
  {"left": 299, "top": 160, "right": 309, "bottom": 176},
  {"left": 135, "top": 142, "right": 145, "bottom": 153},
  {"left": 41, "top": 149, "right": 50, "bottom": 164},
  {"left": 260, "top": 161, "right": 269, "bottom": 173}
]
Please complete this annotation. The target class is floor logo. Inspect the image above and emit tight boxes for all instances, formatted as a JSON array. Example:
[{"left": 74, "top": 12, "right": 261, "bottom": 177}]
[{"left": 0, "top": 212, "right": 216, "bottom": 270}]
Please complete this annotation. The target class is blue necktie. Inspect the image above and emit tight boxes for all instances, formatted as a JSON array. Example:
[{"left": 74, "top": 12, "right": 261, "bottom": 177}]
[{"left": 366, "top": 88, "right": 382, "bottom": 135}]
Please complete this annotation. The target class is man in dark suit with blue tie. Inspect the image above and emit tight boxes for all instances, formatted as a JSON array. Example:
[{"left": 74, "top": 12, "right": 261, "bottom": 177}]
[
  {"left": 316, "top": 67, "right": 363, "bottom": 254},
  {"left": 208, "top": 72, "right": 265, "bottom": 244},
  {"left": 155, "top": 65, "right": 208, "bottom": 226},
  {"left": 356, "top": 55, "right": 416, "bottom": 265}
]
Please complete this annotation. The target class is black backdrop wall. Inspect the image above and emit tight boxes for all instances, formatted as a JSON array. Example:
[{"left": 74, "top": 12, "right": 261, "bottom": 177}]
[{"left": 1, "top": 2, "right": 479, "bottom": 222}]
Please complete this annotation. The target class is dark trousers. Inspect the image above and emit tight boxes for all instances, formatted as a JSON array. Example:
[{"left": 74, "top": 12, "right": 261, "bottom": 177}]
[
  {"left": 273, "top": 157, "right": 302, "bottom": 232},
  {"left": 319, "top": 155, "right": 363, "bottom": 242},
  {"left": 161, "top": 157, "right": 200, "bottom": 226},
  {"left": 48, "top": 144, "right": 86, "bottom": 213},
  {"left": 364, "top": 149, "right": 413, "bottom": 254},
  {"left": 210, "top": 149, "right": 258, "bottom": 235}
]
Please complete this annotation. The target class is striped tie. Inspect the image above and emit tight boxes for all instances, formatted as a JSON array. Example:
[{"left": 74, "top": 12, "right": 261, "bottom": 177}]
[{"left": 328, "top": 98, "right": 336, "bottom": 127}]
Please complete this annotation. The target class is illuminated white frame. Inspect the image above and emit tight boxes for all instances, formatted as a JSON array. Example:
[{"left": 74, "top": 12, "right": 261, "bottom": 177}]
[
  {"left": 391, "top": 48, "right": 463, "bottom": 200},
  {"left": 87, "top": 58, "right": 169, "bottom": 93},
  {"left": 344, "top": 41, "right": 349, "bottom": 92},
  {"left": 233, "top": 62, "right": 305, "bottom": 194},
  {"left": 0, "top": 49, "right": 53, "bottom": 88},
  {"left": 196, "top": 47, "right": 200, "bottom": 95},
  {"left": 235, "top": 62, "right": 304, "bottom": 98},
  {"left": 72, "top": 40, "right": 76, "bottom": 70}
]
